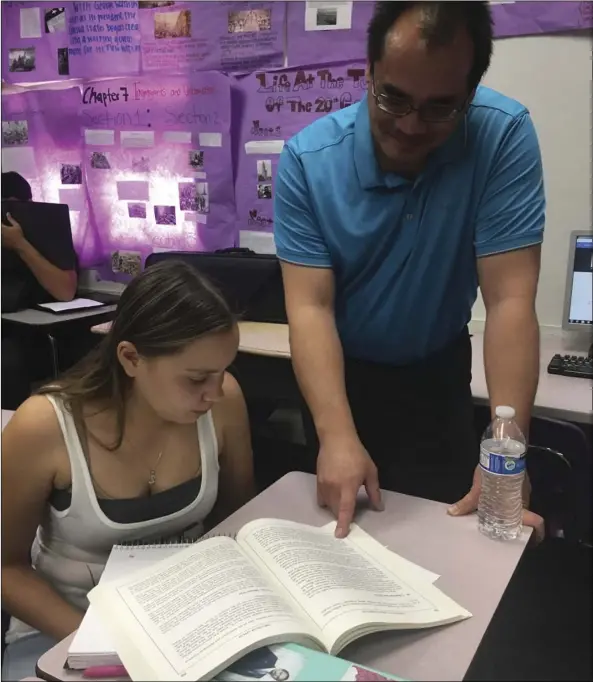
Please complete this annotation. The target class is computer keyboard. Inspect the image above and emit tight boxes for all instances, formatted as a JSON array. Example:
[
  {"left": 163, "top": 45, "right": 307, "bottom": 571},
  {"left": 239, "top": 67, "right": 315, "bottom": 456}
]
[{"left": 547, "top": 354, "right": 593, "bottom": 379}]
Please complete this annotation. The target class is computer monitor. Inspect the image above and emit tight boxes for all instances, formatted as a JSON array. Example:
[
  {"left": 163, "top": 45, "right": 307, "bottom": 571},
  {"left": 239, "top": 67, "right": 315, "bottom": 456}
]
[{"left": 562, "top": 231, "right": 593, "bottom": 331}]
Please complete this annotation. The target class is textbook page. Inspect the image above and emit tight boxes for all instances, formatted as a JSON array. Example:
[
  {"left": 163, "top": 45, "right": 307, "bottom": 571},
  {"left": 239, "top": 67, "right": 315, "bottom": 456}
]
[
  {"left": 237, "top": 519, "right": 471, "bottom": 654},
  {"left": 88, "top": 537, "right": 322, "bottom": 682}
]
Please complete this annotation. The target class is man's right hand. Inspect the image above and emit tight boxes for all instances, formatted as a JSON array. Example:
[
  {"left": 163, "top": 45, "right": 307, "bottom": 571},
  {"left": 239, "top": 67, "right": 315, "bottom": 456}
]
[{"left": 317, "top": 436, "right": 383, "bottom": 538}]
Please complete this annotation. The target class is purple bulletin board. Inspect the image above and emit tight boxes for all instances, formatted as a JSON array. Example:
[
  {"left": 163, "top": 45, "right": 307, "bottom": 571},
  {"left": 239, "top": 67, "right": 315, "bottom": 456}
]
[
  {"left": 234, "top": 61, "right": 367, "bottom": 234},
  {"left": 286, "top": 1, "right": 593, "bottom": 68},
  {"left": 492, "top": 1, "right": 593, "bottom": 39},
  {"left": 286, "top": 2, "right": 372, "bottom": 68},
  {"left": 140, "top": 1, "right": 285, "bottom": 75},
  {"left": 1, "top": 2, "right": 71, "bottom": 83},
  {"left": 1, "top": 87, "right": 99, "bottom": 265},
  {"left": 67, "top": 0, "right": 141, "bottom": 78},
  {"left": 81, "top": 70, "right": 235, "bottom": 278}
]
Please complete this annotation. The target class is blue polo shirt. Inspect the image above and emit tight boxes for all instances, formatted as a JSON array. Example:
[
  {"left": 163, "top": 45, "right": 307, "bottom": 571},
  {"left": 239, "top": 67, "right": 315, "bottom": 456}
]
[{"left": 274, "top": 86, "right": 545, "bottom": 365}]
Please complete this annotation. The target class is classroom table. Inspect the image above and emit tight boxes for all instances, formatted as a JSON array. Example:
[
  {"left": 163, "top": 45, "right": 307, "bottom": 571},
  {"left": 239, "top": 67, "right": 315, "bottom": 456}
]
[
  {"left": 236, "top": 323, "right": 593, "bottom": 425},
  {"left": 36, "top": 471, "right": 530, "bottom": 682},
  {"left": 2, "top": 305, "right": 117, "bottom": 378},
  {"left": 90, "top": 320, "right": 592, "bottom": 423}
]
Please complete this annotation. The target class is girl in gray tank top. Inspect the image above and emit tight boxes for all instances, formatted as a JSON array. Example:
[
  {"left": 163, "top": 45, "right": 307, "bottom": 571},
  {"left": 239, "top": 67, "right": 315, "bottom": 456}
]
[{"left": 1, "top": 260, "right": 255, "bottom": 680}]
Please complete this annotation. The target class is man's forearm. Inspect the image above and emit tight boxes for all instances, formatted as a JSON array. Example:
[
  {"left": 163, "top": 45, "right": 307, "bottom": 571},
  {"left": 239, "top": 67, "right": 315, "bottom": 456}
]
[
  {"left": 15, "top": 239, "right": 76, "bottom": 301},
  {"left": 483, "top": 301, "right": 540, "bottom": 437},
  {"left": 289, "top": 306, "right": 357, "bottom": 443}
]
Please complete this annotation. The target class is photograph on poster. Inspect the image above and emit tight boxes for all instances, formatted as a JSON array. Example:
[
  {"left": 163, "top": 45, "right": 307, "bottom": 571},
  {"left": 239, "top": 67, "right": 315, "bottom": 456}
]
[
  {"left": 196, "top": 182, "right": 209, "bottom": 213},
  {"left": 8, "top": 47, "right": 36, "bottom": 72},
  {"left": 257, "top": 183, "right": 272, "bottom": 200},
  {"left": 45, "top": 7, "right": 66, "bottom": 33},
  {"left": 139, "top": 0, "right": 175, "bottom": 8},
  {"left": 132, "top": 156, "right": 150, "bottom": 172},
  {"left": 2, "top": 120, "right": 29, "bottom": 146},
  {"left": 154, "top": 205, "right": 177, "bottom": 225},
  {"left": 228, "top": 8, "right": 271, "bottom": 33},
  {"left": 128, "top": 202, "right": 147, "bottom": 219},
  {"left": 90, "top": 151, "right": 111, "bottom": 169},
  {"left": 189, "top": 150, "right": 204, "bottom": 170},
  {"left": 57, "top": 47, "right": 69, "bottom": 75},
  {"left": 60, "top": 164, "right": 82, "bottom": 185},
  {"left": 257, "top": 159, "right": 273, "bottom": 182},
  {"left": 316, "top": 7, "right": 338, "bottom": 26},
  {"left": 154, "top": 10, "right": 191, "bottom": 38}
]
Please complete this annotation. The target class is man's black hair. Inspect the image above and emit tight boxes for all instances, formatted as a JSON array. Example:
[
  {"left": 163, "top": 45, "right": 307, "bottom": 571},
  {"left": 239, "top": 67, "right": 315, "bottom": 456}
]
[
  {"left": 1, "top": 171, "right": 33, "bottom": 201},
  {"left": 367, "top": 1, "right": 494, "bottom": 91}
]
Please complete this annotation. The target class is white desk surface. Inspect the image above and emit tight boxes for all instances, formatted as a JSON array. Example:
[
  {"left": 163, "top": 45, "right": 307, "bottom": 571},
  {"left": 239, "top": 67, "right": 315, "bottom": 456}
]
[
  {"left": 36, "top": 472, "right": 529, "bottom": 682},
  {"left": 89, "top": 321, "right": 592, "bottom": 424},
  {"left": 2, "top": 305, "right": 117, "bottom": 327},
  {"left": 2, "top": 409, "right": 15, "bottom": 430}
]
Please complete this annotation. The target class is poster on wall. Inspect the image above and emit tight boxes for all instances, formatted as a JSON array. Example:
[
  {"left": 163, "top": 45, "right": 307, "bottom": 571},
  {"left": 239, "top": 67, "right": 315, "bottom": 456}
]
[
  {"left": 1, "top": 2, "right": 71, "bottom": 83},
  {"left": 286, "top": 2, "right": 372, "bottom": 68},
  {"left": 140, "top": 1, "right": 285, "bottom": 74},
  {"left": 64, "top": 0, "right": 285, "bottom": 78},
  {"left": 1, "top": 87, "right": 98, "bottom": 264},
  {"left": 286, "top": 1, "right": 593, "bottom": 68},
  {"left": 81, "top": 70, "right": 235, "bottom": 278},
  {"left": 235, "top": 61, "right": 367, "bottom": 235},
  {"left": 491, "top": 1, "right": 593, "bottom": 38},
  {"left": 67, "top": 0, "right": 142, "bottom": 78}
]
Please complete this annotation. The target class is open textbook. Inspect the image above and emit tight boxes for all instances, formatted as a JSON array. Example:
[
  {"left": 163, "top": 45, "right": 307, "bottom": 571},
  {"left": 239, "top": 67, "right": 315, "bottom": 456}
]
[{"left": 88, "top": 519, "right": 471, "bottom": 681}]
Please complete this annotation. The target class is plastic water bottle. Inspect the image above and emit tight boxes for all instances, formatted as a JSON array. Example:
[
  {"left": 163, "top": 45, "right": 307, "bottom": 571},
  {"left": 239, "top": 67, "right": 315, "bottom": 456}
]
[{"left": 478, "top": 405, "right": 527, "bottom": 541}]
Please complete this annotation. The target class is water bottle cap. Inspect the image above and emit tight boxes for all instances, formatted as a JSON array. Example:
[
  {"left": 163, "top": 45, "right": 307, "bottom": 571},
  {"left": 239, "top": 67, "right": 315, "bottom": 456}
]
[{"left": 495, "top": 405, "right": 516, "bottom": 419}]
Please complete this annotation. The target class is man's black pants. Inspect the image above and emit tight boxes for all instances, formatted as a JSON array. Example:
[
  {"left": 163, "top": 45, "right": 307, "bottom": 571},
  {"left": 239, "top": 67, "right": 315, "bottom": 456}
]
[{"left": 301, "top": 328, "right": 479, "bottom": 504}]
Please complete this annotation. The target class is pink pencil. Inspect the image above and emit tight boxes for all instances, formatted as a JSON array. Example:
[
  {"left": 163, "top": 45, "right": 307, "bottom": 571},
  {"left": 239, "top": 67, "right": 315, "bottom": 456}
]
[{"left": 82, "top": 665, "right": 129, "bottom": 679}]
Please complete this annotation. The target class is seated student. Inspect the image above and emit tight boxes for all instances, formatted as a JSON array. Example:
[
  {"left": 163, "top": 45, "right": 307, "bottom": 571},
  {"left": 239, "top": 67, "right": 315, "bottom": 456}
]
[
  {"left": 1, "top": 260, "right": 255, "bottom": 680},
  {"left": 2, "top": 171, "right": 78, "bottom": 410},
  {"left": 1, "top": 171, "right": 77, "bottom": 303}
]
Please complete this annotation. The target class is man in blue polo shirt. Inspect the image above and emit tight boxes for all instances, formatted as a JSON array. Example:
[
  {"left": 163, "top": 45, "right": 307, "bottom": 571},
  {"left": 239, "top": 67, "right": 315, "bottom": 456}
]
[{"left": 275, "top": 1, "right": 545, "bottom": 538}]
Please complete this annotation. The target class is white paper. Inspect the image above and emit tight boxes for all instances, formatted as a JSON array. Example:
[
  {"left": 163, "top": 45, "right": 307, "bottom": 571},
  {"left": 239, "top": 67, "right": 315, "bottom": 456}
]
[
  {"left": 304, "top": 1, "right": 353, "bottom": 31},
  {"left": 20, "top": 7, "right": 42, "bottom": 38},
  {"left": 116, "top": 181, "right": 150, "bottom": 202},
  {"left": 1, "top": 147, "right": 37, "bottom": 176},
  {"left": 193, "top": 171, "right": 207, "bottom": 179},
  {"left": 84, "top": 129, "right": 115, "bottom": 146},
  {"left": 163, "top": 131, "right": 192, "bottom": 144},
  {"left": 120, "top": 130, "right": 155, "bottom": 148},
  {"left": 39, "top": 298, "right": 104, "bottom": 313},
  {"left": 58, "top": 188, "right": 85, "bottom": 212},
  {"left": 195, "top": 214, "right": 207, "bottom": 224},
  {"left": 239, "top": 230, "right": 276, "bottom": 255},
  {"left": 198, "top": 132, "right": 222, "bottom": 147},
  {"left": 245, "top": 140, "right": 285, "bottom": 155},
  {"left": 321, "top": 522, "right": 440, "bottom": 584}
]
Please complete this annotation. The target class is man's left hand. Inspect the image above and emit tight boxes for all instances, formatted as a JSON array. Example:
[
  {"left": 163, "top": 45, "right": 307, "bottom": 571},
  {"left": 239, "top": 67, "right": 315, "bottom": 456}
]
[
  {"left": 447, "top": 464, "right": 545, "bottom": 543},
  {"left": 1, "top": 212, "right": 26, "bottom": 251}
]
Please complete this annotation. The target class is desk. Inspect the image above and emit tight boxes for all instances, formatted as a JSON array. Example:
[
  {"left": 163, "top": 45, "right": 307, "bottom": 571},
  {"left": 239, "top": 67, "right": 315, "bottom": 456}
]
[
  {"left": 2, "top": 306, "right": 117, "bottom": 377},
  {"left": 237, "top": 324, "right": 592, "bottom": 425},
  {"left": 36, "top": 471, "right": 529, "bottom": 682},
  {"left": 89, "top": 321, "right": 592, "bottom": 424},
  {"left": 2, "top": 409, "right": 15, "bottom": 430}
]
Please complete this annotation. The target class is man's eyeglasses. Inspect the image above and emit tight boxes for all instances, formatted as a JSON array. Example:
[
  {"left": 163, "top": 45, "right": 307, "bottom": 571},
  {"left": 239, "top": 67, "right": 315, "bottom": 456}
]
[{"left": 371, "top": 78, "right": 468, "bottom": 123}]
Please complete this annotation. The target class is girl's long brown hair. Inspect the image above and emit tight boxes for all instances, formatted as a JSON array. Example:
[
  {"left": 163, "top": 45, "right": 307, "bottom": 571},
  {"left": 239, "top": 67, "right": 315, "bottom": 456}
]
[{"left": 39, "top": 260, "right": 235, "bottom": 450}]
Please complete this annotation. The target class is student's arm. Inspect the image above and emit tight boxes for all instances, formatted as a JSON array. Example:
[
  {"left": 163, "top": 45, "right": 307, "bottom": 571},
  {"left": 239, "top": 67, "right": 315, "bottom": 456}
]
[
  {"left": 2, "top": 212, "right": 77, "bottom": 301},
  {"left": 1, "top": 396, "right": 85, "bottom": 639},
  {"left": 207, "top": 373, "right": 256, "bottom": 528},
  {"left": 275, "top": 145, "right": 382, "bottom": 538},
  {"left": 449, "top": 113, "right": 545, "bottom": 539}
]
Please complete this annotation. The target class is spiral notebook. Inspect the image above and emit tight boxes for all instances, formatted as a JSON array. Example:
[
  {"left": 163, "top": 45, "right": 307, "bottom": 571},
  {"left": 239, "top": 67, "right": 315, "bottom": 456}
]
[{"left": 68, "top": 539, "right": 197, "bottom": 669}]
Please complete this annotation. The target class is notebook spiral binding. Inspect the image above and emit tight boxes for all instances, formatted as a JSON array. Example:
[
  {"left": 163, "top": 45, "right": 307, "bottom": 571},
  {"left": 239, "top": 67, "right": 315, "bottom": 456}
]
[{"left": 114, "top": 531, "right": 237, "bottom": 549}]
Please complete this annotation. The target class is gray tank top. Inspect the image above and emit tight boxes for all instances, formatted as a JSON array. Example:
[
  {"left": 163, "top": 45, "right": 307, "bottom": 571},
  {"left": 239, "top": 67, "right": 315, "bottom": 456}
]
[{"left": 6, "top": 395, "right": 220, "bottom": 644}]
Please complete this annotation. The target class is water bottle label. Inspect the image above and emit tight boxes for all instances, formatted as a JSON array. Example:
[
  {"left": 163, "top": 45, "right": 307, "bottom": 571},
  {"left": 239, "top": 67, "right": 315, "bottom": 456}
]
[{"left": 479, "top": 448, "right": 526, "bottom": 475}]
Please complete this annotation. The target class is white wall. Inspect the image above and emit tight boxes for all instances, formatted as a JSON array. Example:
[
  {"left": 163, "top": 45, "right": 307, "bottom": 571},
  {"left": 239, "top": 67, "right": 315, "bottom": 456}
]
[{"left": 473, "top": 31, "right": 592, "bottom": 330}]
